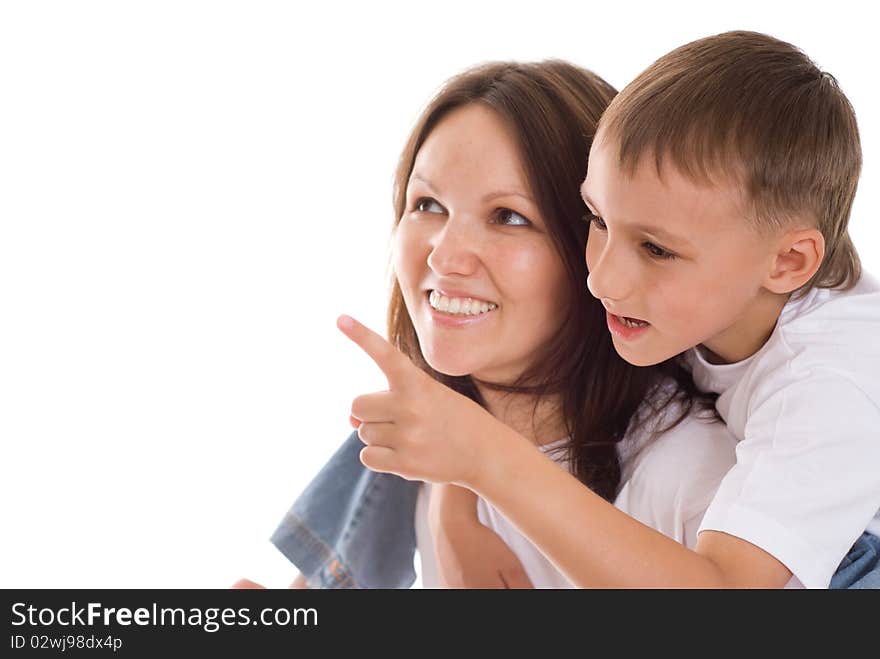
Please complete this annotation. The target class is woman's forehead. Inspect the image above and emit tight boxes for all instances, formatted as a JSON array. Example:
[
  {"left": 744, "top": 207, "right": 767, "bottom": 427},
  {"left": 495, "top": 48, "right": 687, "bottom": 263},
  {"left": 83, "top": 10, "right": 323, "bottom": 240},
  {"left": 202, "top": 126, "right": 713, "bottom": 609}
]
[{"left": 410, "top": 106, "right": 532, "bottom": 197}]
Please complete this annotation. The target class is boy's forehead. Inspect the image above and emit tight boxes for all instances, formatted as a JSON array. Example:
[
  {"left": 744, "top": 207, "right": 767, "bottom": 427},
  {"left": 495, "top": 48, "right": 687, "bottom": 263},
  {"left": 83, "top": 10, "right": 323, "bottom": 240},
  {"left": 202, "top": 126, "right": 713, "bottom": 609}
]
[
  {"left": 588, "top": 133, "right": 741, "bottom": 189},
  {"left": 583, "top": 139, "right": 753, "bottom": 238}
]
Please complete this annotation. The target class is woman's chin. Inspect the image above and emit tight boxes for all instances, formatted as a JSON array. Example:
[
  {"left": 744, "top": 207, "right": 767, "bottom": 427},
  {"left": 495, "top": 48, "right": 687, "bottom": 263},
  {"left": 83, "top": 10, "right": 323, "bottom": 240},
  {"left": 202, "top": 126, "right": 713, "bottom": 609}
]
[
  {"left": 425, "top": 361, "right": 473, "bottom": 378},
  {"left": 422, "top": 350, "right": 481, "bottom": 378}
]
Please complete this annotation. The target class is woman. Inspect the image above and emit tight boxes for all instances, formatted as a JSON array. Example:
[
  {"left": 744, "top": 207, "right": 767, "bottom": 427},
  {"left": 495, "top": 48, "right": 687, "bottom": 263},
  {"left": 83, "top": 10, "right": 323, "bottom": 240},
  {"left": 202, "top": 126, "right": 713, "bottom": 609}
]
[{"left": 237, "top": 60, "right": 735, "bottom": 589}]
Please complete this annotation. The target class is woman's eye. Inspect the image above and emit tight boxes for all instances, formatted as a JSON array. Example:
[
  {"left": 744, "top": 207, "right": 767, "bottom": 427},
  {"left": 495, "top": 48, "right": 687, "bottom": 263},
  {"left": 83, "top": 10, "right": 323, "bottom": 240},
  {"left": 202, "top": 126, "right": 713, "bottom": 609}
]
[
  {"left": 586, "top": 212, "right": 607, "bottom": 230},
  {"left": 415, "top": 197, "right": 444, "bottom": 214},
  {"left": 644, "top": 242, "right": 676, "bottom": 260},
  {"left": 494, "top": 208, "right": 531, "bottom": 226}
]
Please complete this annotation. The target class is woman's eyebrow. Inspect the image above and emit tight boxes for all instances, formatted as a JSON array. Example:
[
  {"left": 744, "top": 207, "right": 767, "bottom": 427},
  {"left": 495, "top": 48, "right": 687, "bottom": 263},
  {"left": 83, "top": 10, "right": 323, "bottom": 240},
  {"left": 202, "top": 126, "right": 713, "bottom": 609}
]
[
  {"left": 481, "top": 189, "right": 534, "bottom": 204},
  {"left": 408, "top": 172, "right": 441, "bottom": 195},
  {"left": 411, "top": 172, "right": 533, "bottom": 205}
]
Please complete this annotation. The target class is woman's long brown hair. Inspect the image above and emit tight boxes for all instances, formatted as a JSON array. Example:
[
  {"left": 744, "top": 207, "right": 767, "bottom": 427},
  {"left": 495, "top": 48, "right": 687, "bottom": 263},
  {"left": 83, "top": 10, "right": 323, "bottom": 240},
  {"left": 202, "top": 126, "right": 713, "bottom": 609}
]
[{"left": 386, "top": 61, "right": 716, "bottom": 502}]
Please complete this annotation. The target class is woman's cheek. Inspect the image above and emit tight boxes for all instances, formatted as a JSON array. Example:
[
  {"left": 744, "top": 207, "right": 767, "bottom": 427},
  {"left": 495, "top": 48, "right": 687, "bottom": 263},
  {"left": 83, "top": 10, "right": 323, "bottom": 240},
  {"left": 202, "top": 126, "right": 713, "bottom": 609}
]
[
  {"left": 391, "top": 223, "right": 422, "bottom": 283},
  {"left": 512, "top": 243, "right": 567, "bottom": 299},
  {"left": 499, "top": 241, "right": 552, "bottom": 278}
]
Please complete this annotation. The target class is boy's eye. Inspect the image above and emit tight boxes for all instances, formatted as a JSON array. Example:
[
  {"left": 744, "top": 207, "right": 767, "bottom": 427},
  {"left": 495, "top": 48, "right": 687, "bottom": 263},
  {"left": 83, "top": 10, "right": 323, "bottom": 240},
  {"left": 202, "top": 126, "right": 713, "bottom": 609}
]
[
  {"left": 644, "top": 242, "right": 676, "bottom": 260},
  {"left": 586, "top": 212, "right": 607, "bottom": 231},
  {"left": 493, "top": 208, "right": 531, "bottom": 226},
  {"left": 415, "top": 197, "right": 444, "bottom": 214}
]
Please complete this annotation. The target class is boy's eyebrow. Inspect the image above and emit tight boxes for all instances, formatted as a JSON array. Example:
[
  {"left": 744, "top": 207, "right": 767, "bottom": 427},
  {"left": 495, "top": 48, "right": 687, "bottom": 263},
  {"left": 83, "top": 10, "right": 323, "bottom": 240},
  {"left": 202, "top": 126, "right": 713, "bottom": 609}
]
[
  {"left": 580, "top": 185, "right": 693, "bottom": 249},
  {"left": 410, "top": 172, "right": 534, "bottom": 205},
  {"left": 630, "top": 223, "right": 694, "bottom": 249},
  {"left": 579, "top": 184, "right": 600, "bottom": 213}
]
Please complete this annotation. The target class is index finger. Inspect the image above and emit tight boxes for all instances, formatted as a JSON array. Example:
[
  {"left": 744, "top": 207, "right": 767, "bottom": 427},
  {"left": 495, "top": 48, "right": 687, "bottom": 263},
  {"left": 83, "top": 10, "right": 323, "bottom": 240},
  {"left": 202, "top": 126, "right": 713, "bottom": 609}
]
[{"left": 336, "top": 314, "right": 413, "bottom": 386}]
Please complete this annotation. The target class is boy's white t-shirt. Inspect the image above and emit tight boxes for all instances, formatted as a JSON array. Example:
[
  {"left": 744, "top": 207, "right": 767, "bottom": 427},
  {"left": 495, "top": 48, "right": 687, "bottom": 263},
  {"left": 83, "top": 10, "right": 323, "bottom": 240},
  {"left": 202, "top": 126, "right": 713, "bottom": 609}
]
[
  {"left": 415, "top": 399, "right": 738, "bottom": 588},
  {"left": 690, "top": 274, "right": 880, "bottom": 589}
]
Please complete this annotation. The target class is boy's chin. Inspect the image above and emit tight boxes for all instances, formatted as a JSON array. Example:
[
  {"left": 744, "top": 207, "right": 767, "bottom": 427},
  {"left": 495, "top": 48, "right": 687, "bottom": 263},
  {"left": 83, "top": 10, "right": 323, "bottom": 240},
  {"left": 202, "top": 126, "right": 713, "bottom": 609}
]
[{"left": 610, "top": 339, "right": 670, "bottom": 367}]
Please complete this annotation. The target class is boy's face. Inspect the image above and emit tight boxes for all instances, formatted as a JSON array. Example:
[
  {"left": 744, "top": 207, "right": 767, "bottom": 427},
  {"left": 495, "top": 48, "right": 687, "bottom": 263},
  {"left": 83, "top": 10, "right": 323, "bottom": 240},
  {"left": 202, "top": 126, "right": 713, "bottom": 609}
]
[{"left": 582, "top": 137, "right": 779, "bottom": 366}]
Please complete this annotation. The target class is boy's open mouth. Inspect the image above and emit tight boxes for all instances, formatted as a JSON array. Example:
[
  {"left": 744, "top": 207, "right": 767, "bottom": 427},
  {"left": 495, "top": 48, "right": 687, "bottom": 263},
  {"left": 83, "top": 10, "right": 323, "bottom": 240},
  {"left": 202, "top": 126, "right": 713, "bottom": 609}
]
[{"left": 617, "top": 315, "right": 650, "bottom": 329}]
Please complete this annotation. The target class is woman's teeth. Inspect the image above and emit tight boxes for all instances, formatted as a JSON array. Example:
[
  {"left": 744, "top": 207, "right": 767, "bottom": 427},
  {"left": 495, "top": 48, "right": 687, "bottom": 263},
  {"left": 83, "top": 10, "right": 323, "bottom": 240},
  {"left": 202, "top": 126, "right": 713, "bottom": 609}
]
[
  {"left": 429, "top": 290, "right": 497, "bottom": 316},
  {"left": 619, "top": 315, "right": 649, "bottom": 328}
]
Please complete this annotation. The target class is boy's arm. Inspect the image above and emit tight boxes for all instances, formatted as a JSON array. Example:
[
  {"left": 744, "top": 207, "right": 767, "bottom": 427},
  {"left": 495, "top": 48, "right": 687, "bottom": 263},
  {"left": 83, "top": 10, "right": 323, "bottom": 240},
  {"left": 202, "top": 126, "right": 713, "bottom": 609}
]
[
  {"left": 338, "top": 316, "right": 793, "bottom": 588},
  {"left": 473, "top": 426, "right": 792, "bottom": 588},
  {"left": 428, "top": 484, "right": 532, "bottom": 589}
]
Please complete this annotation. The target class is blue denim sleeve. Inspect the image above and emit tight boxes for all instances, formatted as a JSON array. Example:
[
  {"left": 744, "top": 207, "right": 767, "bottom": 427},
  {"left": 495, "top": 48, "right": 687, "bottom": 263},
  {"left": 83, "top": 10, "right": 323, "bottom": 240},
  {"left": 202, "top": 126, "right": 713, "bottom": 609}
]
[
  {"left": 270, "top": 431, "right": 420, "bottom": 589},
  {"left": 829, "top": 532, "right": 880, "bottom": 589}
]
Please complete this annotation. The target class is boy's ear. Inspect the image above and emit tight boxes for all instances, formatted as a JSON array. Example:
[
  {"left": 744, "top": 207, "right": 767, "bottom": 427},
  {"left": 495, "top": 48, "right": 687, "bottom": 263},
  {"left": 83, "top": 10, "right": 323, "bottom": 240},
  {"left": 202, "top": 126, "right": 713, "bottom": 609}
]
[{"left": 763, "top": 227, "right": 825, "bottom": 294}]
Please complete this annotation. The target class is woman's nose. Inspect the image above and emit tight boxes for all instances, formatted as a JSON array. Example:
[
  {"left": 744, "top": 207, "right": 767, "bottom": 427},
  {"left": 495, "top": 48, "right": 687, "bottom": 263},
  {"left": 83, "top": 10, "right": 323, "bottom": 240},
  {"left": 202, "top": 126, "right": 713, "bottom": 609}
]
[{"left": 426, "top": 215, "right": 480, "bottom": 276}]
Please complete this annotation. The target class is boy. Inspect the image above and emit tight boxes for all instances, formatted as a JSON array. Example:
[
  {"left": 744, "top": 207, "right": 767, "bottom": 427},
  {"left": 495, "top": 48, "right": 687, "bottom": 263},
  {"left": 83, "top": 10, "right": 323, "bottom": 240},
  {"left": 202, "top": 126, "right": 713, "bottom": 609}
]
[
  {"left": 341, "top": 31, "right": 880, "bottom": 588},
  {"left": 575, "top": 30, "right": 879, "bottom": 587}
]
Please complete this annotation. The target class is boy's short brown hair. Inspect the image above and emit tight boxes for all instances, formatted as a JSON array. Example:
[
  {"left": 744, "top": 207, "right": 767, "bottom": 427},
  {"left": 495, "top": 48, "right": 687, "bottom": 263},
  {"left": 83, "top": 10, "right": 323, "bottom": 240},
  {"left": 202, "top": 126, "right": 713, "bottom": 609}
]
[{"left": 598, "top": 30, "right": 862, "bottom": 291}]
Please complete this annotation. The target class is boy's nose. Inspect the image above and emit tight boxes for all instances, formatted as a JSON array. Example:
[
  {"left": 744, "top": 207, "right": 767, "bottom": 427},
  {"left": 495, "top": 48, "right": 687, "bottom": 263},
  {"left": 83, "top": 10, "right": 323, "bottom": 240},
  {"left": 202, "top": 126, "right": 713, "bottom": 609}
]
[
  {"left": 427, "top": 216, "right": 480, "bottom": 276},
  {"left": 586, "top": 243, "right": 633, "bottom": 303}
]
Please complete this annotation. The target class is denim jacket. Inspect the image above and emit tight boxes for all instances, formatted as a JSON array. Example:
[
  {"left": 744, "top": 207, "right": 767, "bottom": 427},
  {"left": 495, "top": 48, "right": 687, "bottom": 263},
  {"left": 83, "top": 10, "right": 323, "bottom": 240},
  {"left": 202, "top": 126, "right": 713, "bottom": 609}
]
[
  {"left": 270, "top": 431, "right": 420, "bottom": 588},
  {"left": 271, "top": 433, "right": 878, "bottom": 589}
]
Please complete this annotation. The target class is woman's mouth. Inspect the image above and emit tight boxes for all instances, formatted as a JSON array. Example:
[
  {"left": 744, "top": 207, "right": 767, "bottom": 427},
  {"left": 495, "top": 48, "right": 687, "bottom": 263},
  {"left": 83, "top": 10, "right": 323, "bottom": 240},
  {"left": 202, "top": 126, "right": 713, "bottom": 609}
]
[{"left": 428, "top": 290, "right": 498, "bottom": 317}]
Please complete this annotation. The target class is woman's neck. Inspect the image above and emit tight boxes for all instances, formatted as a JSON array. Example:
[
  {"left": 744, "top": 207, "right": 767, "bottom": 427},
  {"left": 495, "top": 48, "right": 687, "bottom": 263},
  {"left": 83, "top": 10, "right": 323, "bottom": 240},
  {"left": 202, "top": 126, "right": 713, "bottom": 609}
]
[{"left": 476, "top": 386, "right": 567, "bottom": 447}]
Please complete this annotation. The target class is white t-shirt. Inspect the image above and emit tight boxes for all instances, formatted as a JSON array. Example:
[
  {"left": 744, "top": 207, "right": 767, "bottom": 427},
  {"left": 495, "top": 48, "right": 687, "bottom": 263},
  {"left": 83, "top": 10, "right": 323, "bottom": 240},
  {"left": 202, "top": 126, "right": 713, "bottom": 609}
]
[
  {"left": 690, "top": 274, "right": 880, "bottom": 589},
  {"left": 415, "top": 397, "right": 738, "bottom": 588}
]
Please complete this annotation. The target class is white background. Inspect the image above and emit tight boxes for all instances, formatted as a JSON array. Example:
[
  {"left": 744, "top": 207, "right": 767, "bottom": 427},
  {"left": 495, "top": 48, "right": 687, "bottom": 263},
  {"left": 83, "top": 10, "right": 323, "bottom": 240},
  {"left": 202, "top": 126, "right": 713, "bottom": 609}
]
[{"left": 1, "top": 0, "right": 877, "bottom": 588}]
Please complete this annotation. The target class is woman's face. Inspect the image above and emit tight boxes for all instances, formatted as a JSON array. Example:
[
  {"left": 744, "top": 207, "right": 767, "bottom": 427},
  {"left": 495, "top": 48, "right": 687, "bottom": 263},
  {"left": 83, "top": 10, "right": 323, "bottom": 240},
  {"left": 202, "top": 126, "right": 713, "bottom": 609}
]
[{"left": 393, "top": 103, "right": 569, "bottom": 383}]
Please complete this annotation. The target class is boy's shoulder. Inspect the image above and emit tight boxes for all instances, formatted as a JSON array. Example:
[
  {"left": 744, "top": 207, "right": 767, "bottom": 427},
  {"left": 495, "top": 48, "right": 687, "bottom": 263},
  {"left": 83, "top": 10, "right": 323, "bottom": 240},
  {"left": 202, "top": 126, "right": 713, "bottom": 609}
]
[
  {"left": 752, "top": 272, "right": 880, "bottom": 398},
  {"left": 781, "top": 272, "right": 880, "bottom": 331},
  {"left": 684, "top": 274, "right": 880, "bottom": 413}
]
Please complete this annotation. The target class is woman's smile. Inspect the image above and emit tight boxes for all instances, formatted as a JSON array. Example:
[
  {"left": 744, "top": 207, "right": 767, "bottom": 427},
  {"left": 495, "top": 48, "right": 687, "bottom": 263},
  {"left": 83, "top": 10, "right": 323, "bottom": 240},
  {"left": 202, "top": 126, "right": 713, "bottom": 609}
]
[{"left": 392, "top": 103, "right": 567, "bottom": 382}]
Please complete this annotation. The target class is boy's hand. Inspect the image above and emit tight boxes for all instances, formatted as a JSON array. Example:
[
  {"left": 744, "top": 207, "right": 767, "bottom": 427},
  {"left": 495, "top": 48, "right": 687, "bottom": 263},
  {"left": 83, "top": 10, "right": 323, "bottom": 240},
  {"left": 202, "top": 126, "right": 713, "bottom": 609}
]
[
  {"left": 338, "top": 315, "right": 521, "bottom": 487},
  {"left": 429, "top": 484, "right": 533, "bottom": 589}
]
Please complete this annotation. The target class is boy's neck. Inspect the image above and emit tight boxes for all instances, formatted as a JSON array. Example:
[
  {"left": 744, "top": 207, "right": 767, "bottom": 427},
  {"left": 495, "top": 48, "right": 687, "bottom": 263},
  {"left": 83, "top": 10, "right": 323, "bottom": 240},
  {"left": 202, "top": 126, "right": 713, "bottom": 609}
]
[{"left": 699, "top": 289, "right": 791, "bottom": 365}]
